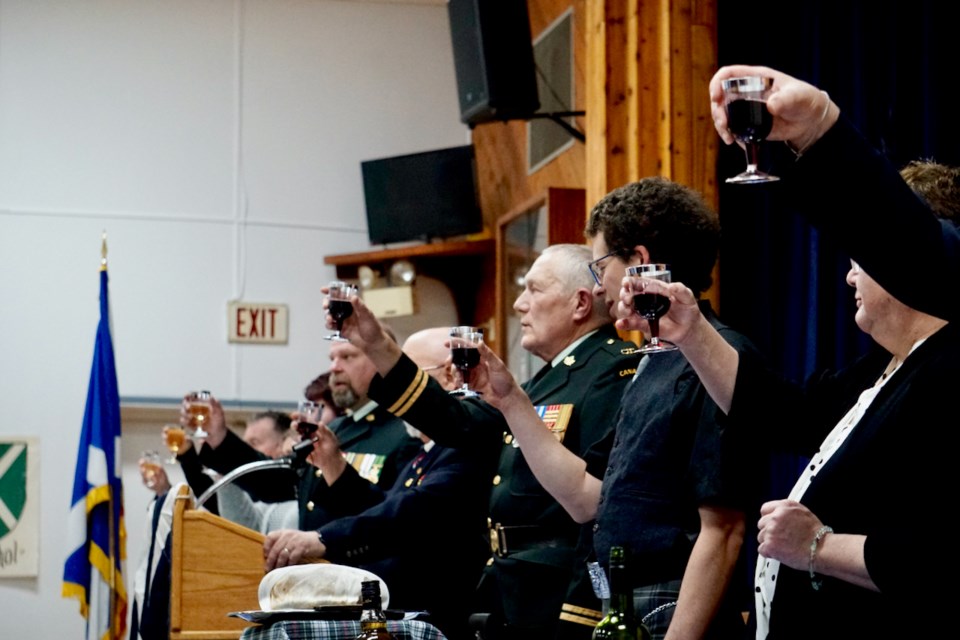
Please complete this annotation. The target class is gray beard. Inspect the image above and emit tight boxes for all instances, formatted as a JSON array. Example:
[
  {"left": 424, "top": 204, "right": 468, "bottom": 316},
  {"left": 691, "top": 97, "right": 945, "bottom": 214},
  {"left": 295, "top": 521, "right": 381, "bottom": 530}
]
[{"left": 332, "top": 385, "right": 358, "bottom": 410}]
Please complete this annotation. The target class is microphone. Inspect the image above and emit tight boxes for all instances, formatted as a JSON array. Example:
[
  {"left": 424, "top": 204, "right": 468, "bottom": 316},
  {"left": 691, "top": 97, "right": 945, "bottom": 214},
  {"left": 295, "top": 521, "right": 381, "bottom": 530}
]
[
  {"left": 282, "top": 437, "right": 316, "bottom": 468},
  {"left": 194, "top": 438, "right": 316, "bottom": 509}
]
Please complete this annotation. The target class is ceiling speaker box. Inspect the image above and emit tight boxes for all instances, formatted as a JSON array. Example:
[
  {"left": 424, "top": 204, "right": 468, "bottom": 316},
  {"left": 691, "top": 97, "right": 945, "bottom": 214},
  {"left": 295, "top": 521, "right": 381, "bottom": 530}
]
[{"left": 448, "top": 0, "right": 540, "bottom": 126}]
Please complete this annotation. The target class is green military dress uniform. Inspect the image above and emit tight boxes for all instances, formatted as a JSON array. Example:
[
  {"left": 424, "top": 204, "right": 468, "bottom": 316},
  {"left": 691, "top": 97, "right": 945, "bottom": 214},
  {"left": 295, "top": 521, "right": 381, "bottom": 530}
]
[
  {"left": 368, "top": 324, "right": 639, "bottom": 638},
  {"left": 297, "top": 403, "right": 420, "bottom": 531}
]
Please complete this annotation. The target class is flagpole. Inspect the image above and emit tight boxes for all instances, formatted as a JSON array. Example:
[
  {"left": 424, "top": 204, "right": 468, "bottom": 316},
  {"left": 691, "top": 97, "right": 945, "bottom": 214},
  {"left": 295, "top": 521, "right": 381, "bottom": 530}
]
[{"left": 101, "top": 230, "right": 108, "bottom": 272}]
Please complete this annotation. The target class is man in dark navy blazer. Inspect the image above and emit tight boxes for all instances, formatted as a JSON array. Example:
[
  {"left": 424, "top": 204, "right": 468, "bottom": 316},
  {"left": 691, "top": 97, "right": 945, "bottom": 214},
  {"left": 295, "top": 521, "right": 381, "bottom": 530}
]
[
  {"left": 263, "top": 328, "right": 497, "bottom": 639},
  {"left": 329, "top": 244, "right": 641, "bottom": 640}
]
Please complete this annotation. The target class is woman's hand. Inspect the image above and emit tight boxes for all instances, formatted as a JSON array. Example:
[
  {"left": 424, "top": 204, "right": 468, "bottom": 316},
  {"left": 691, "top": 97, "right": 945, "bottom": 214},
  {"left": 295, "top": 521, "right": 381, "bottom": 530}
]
[
  {"left": 710, "top": 65, "right": 839, "bottom": 154},
  {"left": 757, "top": 499, "right": 824, "bottom": 570}
]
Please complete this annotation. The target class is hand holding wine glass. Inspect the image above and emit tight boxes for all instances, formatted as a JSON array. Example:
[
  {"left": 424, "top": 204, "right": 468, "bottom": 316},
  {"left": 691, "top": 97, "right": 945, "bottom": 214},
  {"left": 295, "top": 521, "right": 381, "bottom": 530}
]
[
  {"left": 186, "top": 390, "right": 212, "bottom": 440},
  {"left": 324, "top": 280, "right": 358, "bottom": 342},
  {"left": 625, "top": 265, "right": 679, "bottom": 354},
  {"left": 721, "top": 76, "right": 779, "bottom": 184},
  {"left": 449, "top": 326, "right": 483, "bottom": 397},
  {"left": 139, "top": 451, "right": 168, "bottom": 493},
  {"left": 710, "top": 65, "right": 839, "bottom": 158}
]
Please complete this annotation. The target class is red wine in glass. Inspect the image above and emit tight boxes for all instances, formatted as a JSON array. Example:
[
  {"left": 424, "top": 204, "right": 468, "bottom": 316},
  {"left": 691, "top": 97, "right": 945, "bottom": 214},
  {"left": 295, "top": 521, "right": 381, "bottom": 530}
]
[
  {"left": 722, "top": 76, "right": 779, "bottom": 184},
  {"left": 328, "top": 299, "right": 354, "bottom": 324},
  {"left": 324, "top": 281, "right": 357, "bottom": 342},
  {"left": 633, "top": 292, "right": 671, "bottom": 319},
  {"left": 451, "top": 346, "right": 480, "bottom": 371},
  {"left": 627, "top": 265, "right": 679, "bottom": 354},
  {"left": 726, "top": 99, "right": 773, "bottom": 145},
  {"left": 449, "top": 327, "right": 483, "bottom": 397}
]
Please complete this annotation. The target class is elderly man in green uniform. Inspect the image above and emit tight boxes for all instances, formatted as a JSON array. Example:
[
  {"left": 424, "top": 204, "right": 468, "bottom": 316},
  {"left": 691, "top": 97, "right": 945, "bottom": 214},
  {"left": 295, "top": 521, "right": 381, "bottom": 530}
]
[{"left": 332, "top": 243, "right": 640, "bottom": 639}]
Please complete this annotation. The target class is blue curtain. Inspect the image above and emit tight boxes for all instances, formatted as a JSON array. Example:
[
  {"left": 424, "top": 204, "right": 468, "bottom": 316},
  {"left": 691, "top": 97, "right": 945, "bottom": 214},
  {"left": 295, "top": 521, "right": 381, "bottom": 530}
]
[{"left": 715, "top": 0, "right": 959, "bottom": 607}]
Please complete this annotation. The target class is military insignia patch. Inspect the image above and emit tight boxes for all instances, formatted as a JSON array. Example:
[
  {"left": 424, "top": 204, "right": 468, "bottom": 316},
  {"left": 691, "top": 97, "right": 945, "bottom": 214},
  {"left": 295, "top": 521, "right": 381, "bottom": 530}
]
[
  {"left": 342, "top": 451, "right": 387, "bottom": 484},
  {"left": 535, "top": 403, "right": 574, "bottom": 442}
]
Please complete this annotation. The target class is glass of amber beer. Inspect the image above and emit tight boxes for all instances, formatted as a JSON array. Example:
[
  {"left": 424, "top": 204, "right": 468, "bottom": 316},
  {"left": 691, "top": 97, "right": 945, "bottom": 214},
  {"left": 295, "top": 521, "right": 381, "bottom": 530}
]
[
  {"left": 187, "top": 390, "right": 212, "bottom": 440},
  {"left": 140, "top": 451, "right": 163, "bottom": 487},
  {"left": 163, "top": 424, "right": 189, "bottom": 463}
]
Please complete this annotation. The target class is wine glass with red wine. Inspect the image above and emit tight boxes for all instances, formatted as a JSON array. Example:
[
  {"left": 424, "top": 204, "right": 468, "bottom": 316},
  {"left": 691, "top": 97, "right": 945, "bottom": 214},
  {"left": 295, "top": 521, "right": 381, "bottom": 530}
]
[
  {"left": 627, "top": 264, "right": 679, "bottom": 354},
  {"left": 722, "top": 76, "right": 779, "bottom": 184},
  {"left": 449, "top": 326, "right": 483, "bottom": 397},
  {"left": 324, "top": 281, "right": 357, "bottom": 342}
]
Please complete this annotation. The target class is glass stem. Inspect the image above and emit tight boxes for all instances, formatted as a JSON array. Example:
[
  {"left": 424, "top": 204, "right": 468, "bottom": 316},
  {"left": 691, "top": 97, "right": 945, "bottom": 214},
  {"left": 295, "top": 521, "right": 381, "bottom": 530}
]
[
  {"left": 744, "top": 143, "right": 761, "bottom": 173},
  {"left": 648, "top": 317, "right": 660, "bottom": 345}
]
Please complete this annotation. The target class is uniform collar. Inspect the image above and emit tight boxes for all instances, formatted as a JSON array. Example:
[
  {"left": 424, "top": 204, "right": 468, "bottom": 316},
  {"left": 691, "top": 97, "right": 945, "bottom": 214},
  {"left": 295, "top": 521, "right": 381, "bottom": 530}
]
[
  {"left": 550, "top": 329, "right": 598, "bottom": 367},
  {"left": 346, "top": 399, "right": 378, "bottom": 422}
]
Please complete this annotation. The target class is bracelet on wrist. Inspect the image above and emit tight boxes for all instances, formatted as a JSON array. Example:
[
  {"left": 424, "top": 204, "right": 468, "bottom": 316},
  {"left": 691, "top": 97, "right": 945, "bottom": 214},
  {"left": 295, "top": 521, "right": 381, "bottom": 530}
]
[
  {"left": 808, "top": 524, "right": 833, "bottom": 590},
  {"left": 785, "top": 90, "right": 832, "bottom": 159}
]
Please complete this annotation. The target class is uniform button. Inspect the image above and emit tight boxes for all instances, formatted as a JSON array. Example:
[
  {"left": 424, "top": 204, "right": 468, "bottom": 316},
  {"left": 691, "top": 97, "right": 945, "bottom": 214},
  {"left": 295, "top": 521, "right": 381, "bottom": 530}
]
[
  {"left": 492, "top": 475, "right": 501, "bottom": 486},
  {"left": 593, "top": 523, "right": 599, "bottom": 532},
  {"left": 306, "top": 501, "right": 315, "bottom": 511},
  {"left": 486, "top": 557, "right": 494, "bottom": 566},
  {"left": 504, "top": 434, "right": 513, "bottom": 444},
  {"left": 365, "top": 414, "right": 376, "bottom": 422},
  {"left": 315, "top": 468, "right": 323, "bottom": 478}
]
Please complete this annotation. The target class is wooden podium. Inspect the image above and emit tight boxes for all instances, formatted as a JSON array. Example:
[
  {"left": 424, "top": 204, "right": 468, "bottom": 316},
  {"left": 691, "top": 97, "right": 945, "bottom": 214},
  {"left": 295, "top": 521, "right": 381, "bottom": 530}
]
[{"left": 169, "top": 485, "right": 265, "bottom": 640}]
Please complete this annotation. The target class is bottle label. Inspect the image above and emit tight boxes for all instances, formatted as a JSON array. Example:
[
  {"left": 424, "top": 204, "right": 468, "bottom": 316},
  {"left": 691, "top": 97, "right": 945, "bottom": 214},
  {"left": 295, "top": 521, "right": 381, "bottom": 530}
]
[{"left": 588, "top": 561, "right": 610, "bottom": 599}]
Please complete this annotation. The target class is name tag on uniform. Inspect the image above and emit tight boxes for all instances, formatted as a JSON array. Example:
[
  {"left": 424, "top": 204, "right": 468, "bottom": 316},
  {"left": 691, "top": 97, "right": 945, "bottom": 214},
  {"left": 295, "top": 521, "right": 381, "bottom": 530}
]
[
  {"left": 342, "top": 451, "right": 387, "bottom": 484},
  {"left": 534, "top": 404, "right": 573, "bottom": 443}
]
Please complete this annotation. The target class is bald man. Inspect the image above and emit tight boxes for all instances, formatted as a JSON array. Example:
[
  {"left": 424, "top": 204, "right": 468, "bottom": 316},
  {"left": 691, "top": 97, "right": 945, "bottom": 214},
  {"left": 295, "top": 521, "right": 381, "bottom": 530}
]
[{"left": 263, "top": 328, "right": 498, "bottom": 639}]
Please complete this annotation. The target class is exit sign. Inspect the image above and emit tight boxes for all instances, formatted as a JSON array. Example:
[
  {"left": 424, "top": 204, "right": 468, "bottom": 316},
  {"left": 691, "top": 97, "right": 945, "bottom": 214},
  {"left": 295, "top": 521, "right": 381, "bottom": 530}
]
[{"left": 228, "top": 302, "right": 288, "bottom": 344}]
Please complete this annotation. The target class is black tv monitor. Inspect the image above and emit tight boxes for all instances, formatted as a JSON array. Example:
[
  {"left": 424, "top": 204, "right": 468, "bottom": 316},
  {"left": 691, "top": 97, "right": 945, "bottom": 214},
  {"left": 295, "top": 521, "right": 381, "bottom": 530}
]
[{"left": 361, "top": 144, "right": 483, "bottom": 246}]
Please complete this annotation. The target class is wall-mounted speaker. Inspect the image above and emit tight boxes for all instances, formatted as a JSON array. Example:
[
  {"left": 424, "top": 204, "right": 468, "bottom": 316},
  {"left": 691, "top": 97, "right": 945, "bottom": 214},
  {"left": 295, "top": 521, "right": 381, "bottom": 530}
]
[{"left": 448, "top": 0, "right": 540, "bottom": 126}]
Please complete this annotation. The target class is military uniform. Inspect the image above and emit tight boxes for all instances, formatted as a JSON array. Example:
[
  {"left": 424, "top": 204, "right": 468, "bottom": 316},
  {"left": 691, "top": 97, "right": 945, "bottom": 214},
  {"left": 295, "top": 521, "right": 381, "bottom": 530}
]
[
  {"left": 298, "top": 403, "right": 421, "bottom": 530},
  {"left": 318, "top": 440, "right": 496, "bottom": 639},
  {"left": 369, "top": 324, "right": 639, "bottom": 638}
]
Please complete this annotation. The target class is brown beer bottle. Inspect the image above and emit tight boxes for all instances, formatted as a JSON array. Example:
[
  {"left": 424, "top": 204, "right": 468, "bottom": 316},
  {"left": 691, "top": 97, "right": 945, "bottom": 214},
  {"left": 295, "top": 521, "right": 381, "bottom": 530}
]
[{"left": 355, "top": 580, "right": 396, "bottom": 640}]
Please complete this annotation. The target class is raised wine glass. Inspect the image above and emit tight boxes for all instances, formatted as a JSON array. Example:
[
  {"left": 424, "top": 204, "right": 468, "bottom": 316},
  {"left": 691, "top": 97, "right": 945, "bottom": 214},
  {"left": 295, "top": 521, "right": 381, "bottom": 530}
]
[
  {"left": 325, "top": 280, "right": 357, "bottom": 342},
  {"left": 297, "top": 400, "right": 321, "bottom": 440},
  {"left": 627, "top": 264, "right": 679, "bottom": 354},
  {"left": 186, "top": 390, "right": 212, "bottom": 440},
  {"left": 449, "top": 326, "right": 483, "bottom": 397},
  {"left": 140, "top": 451, "right": 163, "bottom": 488},
  {"left": 722, "top": 76, "right": 779, "bottom": 184},
  {"left": 163, "top": 423, "right": 190, "bottom": 464}
]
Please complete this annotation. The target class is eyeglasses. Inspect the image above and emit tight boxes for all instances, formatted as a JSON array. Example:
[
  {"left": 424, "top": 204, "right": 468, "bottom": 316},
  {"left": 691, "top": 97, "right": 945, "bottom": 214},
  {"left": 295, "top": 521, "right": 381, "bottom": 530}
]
[{"left": 587, "top": 252, "right": 618, "bottom": 286}]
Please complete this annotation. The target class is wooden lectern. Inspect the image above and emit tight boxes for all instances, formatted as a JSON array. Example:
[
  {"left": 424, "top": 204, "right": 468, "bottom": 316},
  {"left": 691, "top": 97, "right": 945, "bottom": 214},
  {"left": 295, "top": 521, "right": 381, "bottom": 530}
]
[{"left": 169, "top": 485, "right": 265, "bottom": 640}]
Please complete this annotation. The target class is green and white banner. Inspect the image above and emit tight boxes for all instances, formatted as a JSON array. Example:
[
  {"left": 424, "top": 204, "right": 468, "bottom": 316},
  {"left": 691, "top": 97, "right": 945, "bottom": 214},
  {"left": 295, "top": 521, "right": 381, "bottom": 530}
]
[{"left": 0, "top": 438, "right": 39, "bottom": 577}]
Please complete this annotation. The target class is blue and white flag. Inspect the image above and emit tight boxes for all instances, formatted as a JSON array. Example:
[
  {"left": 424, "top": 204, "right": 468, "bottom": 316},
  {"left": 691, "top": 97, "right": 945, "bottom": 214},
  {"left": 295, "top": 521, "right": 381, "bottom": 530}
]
[{"left": 62, "top": 265, "right": 127, "bottom": 640}]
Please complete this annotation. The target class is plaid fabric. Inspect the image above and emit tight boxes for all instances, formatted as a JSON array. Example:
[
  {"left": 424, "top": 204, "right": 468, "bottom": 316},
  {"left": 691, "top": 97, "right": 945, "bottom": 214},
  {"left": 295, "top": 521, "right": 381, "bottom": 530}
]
[
  {"left": 619, "top": 579, "right": 681, "bottom": 640},
  {"left": 240, "top": 619, "right": 447, "bottom": 640}
]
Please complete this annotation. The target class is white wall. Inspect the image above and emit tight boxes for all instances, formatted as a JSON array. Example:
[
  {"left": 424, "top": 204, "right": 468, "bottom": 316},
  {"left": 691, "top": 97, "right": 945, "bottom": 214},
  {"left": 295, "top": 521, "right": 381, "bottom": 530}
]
[{"left": 0, "top": 0, "right": 467, "bottom": 635}]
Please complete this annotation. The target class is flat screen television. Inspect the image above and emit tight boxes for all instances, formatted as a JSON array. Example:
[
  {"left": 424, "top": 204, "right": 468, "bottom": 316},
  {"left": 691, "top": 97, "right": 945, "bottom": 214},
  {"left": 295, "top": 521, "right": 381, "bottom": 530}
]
[{"left": 361, "top": 144, "right": 483, "bottom": 246}]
